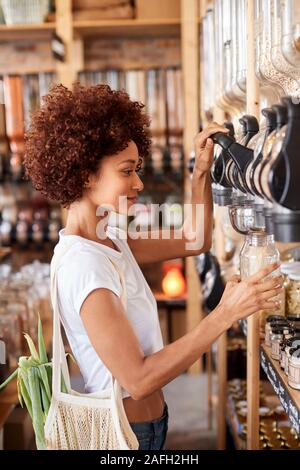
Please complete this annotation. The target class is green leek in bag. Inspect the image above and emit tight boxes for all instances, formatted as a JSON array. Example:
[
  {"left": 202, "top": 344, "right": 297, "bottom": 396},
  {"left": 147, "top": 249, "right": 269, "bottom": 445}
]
[{"left": 0, "top": 316, "right": 73, "bottom": 450}]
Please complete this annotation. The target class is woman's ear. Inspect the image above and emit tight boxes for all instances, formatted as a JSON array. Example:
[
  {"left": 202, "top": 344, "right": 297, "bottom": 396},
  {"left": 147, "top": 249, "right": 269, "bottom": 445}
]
[{"left": 86, "top": 171, "right": 98, "bottom": 190}]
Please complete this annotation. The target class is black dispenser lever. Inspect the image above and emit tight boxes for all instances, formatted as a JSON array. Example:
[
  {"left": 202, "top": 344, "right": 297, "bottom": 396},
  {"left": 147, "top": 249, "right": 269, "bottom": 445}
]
[{"left": 269, "top": 97, "right": 300, "bottom": 211}]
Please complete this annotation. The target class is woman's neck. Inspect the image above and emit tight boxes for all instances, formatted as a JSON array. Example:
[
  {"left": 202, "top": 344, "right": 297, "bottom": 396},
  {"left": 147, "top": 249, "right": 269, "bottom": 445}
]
[{"left": 64, "top": 199, "right": 108, "bottom": 243}]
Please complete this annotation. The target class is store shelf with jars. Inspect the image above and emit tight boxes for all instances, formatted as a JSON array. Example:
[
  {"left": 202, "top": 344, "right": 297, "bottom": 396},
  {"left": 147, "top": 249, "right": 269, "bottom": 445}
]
[
  {"left": 260, "top": 344, "right": 300, "bottom": 437},
  {"left": 226, "top": 377, "right": 300, "bottom": 450},
  {"left": 199, "top": 0, "right": 300, "bottom": 450},
  {"left": 0, "top": 74, "right": 63, "bottom": 255}
]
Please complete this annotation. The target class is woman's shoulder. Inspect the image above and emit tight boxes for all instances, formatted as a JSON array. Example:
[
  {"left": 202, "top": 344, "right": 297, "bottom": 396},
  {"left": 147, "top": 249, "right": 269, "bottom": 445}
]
[
  {"left": 55, "top": 239, "right": 123, "bottom": 314},
  {"left": 54, "top": 238, "right": 122, "bottom": 283}
]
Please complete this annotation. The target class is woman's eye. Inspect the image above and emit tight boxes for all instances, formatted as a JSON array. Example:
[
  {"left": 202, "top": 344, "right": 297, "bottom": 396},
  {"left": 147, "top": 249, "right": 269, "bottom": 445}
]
[
  {"left": 123, "top": 169, "right": 133, "bottom": 176},
  {"left": 136, "top": 167, "right": 144, "bottom": 175}
]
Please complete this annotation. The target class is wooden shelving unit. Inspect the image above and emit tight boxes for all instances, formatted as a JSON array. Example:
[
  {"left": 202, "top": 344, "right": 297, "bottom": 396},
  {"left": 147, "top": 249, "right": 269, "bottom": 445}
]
[
  {"left": 226, "top": 397, "right": 246, "bottom": 450},
  {"left": 199, "top": 0, "right": 300, "bottom": 451},
  {"left": 0, "top": 22, "right": 56, "bottom": 40},
  {"left": 261, "top": 345, "right": 300, "bottom": 436},
  {"left": 73, "top": 18, "right": 181, "bottom": 38}
]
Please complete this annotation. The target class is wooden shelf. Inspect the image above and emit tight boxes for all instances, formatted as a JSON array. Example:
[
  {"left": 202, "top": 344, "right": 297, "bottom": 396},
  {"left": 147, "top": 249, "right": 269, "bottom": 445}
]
[
  {"left": 260, "top": 344, "right": 300, "bottom": 436},
  {"left": 0, "top": 247, "right": 11, "bottom": 263},
  {"left": 73, "top": 18, "right": 181, "bottom": 38},
  {"left": 0, "top": 23, "right": 56, "bottom": 40},
  {"left": 226, "top": 396, "right": 246, "bottom": 450}
]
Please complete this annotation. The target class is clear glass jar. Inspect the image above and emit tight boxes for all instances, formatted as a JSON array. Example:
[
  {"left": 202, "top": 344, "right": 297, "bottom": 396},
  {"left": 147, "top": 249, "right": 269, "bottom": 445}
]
[
  {"left": 256, "top": 0, "right": 300, "bottom": 97},
  {"left": 271, "top": 327, "right": 284, "bottom": 360},
  {"left": 283, "top": 336, "right": 300, "bottom": 375},
  {"left": 281, "top": 0, "right": 300, "bottom": 67},
  {"left": 240, "top": 230, "right": 282, "bottom": 329},
  {"left": 265, "top": 315, "right": 287, "bottom": 346},
  {"left": 279, "top": 327, "right": 294, "bottom": 366},
  {"left": 288, "top": 346, "right": 300, "bottom": 389},
  {"left": 240, "top": 231, "right": 280, "bottom": 277},
  {"left": 271, "top": 0, "right": 300, "bottom": 81},
  {"left": 286, "top": 272, "right": 300, "bottom": 314}
]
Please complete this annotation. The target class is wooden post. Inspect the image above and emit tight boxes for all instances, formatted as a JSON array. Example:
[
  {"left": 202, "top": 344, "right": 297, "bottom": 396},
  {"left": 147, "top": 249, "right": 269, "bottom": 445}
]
[
  {"left": 55, "top": 0, "right": 83, "bottom": 90},
  {"left": 55, "top": 0, "right": 84, "bottom": 226},
  {"left": 246, "top": 0, "right": 260, "bottom": 451},
  {"left": 181, "top": 0, "right": 203, "bottom": 374},
  {"left": 214, "top": 199, "right": 228, "bottom": 449},
  {"left": 206, "top": 348, "right": 213, "bottom": 431},
  {"left": 216, "top": 332, "right": 227, "bottom": 449}
]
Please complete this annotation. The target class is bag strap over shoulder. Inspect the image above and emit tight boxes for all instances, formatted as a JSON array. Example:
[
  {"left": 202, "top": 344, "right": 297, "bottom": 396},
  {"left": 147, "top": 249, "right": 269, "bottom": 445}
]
[{"left": 50, "top": 238, "right": 127, "bottom": 397}]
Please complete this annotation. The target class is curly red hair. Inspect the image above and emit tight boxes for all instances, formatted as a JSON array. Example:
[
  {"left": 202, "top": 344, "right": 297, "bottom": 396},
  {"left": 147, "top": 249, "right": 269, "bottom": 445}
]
[{"left": 24, "top": 83, "right": 151, "bottom": 207}]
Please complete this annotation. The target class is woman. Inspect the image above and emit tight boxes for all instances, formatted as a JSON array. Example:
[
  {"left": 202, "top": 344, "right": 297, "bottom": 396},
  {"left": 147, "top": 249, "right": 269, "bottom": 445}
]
[{"left": 24, "top": 83, "right": 283, "bottom": 450}]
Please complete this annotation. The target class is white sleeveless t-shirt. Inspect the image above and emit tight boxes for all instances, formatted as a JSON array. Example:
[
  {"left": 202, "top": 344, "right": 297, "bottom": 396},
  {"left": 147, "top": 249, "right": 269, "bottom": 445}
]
[{"left": 54, "top": 225, "right": 164, "bottom": 398}]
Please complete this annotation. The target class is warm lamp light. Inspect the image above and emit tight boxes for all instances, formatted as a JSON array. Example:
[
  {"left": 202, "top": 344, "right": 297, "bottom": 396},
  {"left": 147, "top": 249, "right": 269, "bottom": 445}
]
[{"left": 162, "top": 267, "right": 186, "bottom": 298}]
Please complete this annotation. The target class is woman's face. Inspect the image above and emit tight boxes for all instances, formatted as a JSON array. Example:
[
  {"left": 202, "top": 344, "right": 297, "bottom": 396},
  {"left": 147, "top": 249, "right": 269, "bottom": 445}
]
[{"left": 86, "top": 140, "right": 144, "bottom": 215}]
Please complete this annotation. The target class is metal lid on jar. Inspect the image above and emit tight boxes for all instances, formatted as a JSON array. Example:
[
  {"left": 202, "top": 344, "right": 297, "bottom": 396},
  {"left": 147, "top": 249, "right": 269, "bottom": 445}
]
[
  {"left": 271, "top": 327, "right": 284, "bottom": 335},
  {"left": 280, "top": 261, "right": 300, "bottom": 275},
  {"left": 266, "top": 315, "right": 287, "bottom": 323},
  {"left": 283, "top": 326, "right": 295, "bottom": 335},
  {"left": 288, "top": 272, "right": 300, "bottom": 281},
  {"left": 270, "top": 322, "right": 289, "bottom": 331},
  {"left": 290, "top": 346, "right": 300, "bottom": 357},
  {"left": 286, "top": 336, "right": 300, "bottom": 347},
  {"left": 287, "top": 315, "right": 300, "bottom": 322}
]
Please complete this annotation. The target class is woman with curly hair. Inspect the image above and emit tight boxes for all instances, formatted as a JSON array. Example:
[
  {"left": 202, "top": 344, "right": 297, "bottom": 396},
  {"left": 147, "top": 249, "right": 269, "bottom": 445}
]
[{"left": 24, "top": 83, "right": 283, "bottom": 450}]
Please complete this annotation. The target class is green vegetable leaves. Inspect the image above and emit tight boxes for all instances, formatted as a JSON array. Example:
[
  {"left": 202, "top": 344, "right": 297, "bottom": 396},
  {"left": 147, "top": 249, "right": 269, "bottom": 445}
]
[{"left": 0, "top": 316, "right": 74, "bottom": 450}]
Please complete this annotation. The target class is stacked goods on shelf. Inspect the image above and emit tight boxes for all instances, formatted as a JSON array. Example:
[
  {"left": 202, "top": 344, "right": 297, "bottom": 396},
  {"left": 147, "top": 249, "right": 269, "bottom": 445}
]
[
  {"left": 227, "top": 379, "right": 300, "bottom": 450},
  {"left": 0, "top": 73, "right": 61, "bottom": 249},
  {"left": 265, "top": 313, "right": 300, "bottom": 392},
  {"left": 263, "top": 261, "right": 300, "bottom": 391},
  {"left": 0, "top": 260, "right": 51, "bottom": 383},
  {"left": 72, "top": 0, "right": 134, "bottom": 21}
]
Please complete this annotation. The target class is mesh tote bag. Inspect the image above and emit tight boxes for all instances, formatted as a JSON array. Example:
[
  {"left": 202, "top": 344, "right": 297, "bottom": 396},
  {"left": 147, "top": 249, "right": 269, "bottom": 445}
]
[{"left": 44, "top": 240, "right": 139, "bottom": 450}]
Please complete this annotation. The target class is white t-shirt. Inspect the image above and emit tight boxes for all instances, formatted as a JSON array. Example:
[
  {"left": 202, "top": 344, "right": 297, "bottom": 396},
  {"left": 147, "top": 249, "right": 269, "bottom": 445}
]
[{"left": 54, "top": 225, "right": 164, "bottom": 398}]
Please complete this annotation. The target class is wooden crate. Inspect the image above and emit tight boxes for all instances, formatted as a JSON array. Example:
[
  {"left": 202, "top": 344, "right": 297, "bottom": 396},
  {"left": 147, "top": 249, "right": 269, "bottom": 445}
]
[{"left": 135, "top": 0, "right": 180, "bottom": 20}]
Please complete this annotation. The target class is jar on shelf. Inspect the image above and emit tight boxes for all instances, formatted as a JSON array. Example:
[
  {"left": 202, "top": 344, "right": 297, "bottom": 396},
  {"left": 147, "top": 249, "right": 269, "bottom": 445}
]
[
  {"left": 240, "top": 230, "right": 282, "bottom": 331},
  {"left": 288, "top": 347, "right": 300, "bottom": 390},
  {"left": 265, "top": 315, "right": 288, "bottom": 346},
  {"left": 286, "top": 273, "right": 300, "bottom": 315},
  {"left": 284, "top": 336, "right": 300, "bottom": 376},
  {"left": 271, "top": 327, "right": 284, "bottom": 360},
  {"left": 280, "top": 262, "right": 297, "bottom": 314},
  {"left": 279, "top": 327, "right": 295, "bottom": 368}
]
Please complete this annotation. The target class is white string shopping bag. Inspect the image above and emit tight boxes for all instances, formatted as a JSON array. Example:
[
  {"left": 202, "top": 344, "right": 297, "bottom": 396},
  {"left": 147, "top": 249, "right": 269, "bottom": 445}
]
[{"left": 44, "top": 240, "right": 139, "bottom": 450}]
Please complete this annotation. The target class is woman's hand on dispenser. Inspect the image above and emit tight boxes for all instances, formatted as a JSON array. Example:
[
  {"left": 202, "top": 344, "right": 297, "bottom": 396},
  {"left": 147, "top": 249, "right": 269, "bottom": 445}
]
[
  {"left": 193, "top": 122, "right": 230, "bottom": 174},
  {"left": 216, "top": 263, "right": 284, "bottom": 327}
]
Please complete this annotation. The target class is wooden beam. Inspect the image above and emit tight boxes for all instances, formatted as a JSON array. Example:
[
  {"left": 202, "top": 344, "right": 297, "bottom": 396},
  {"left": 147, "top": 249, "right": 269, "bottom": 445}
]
[
  {"left": 181, "top": 0, "right": 202, "bottom": 374},
  {"left": 246, "top": 0, "right": 260, "bottom": 451},
  {"left": 217, "top": 332, "right": 227, "bottom": 449},
  {"left": 55, "top": 0, "right": 84, "bottom": 90}
]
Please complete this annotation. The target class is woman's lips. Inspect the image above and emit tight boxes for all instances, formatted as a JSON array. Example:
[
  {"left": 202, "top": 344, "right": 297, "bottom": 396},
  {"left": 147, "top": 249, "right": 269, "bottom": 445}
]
[{"left": 127, "top": 196, "right": 137, "bottom": 203}]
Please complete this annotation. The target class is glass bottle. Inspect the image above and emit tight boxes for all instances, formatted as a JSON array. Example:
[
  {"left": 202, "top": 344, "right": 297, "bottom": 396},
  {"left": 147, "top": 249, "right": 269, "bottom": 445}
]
[{"left": 240, "top": 230, "right": 282, "bottom": 329}]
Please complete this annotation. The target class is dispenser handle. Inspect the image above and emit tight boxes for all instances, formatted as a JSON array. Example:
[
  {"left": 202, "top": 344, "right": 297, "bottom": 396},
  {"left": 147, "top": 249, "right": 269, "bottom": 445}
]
[{"left": 211, "top": 132, "right": 234, "bottom": 150}]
